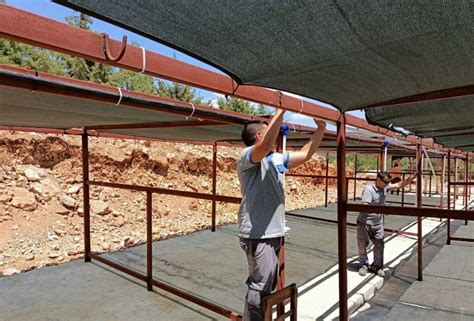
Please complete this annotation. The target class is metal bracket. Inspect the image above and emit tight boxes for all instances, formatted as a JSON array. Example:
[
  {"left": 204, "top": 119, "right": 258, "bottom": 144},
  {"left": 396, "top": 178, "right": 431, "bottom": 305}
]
[{"left": 101, "top": 33, "right": 127, "bottom": 62}]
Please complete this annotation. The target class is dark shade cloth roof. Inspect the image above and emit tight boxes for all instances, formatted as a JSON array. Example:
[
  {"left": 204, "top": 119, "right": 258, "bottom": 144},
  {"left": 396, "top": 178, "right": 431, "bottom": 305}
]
[
  {"left": 55, "top": 0, "right": 474, "bottom": 112},
  {"left": 365, "top": 96, "right": 474, "bottom": 152}
]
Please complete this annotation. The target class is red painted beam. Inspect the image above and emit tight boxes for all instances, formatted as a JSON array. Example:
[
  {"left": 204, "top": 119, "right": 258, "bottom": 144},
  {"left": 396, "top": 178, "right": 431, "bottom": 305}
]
[
  {"left": 363, "top": 85, "right": 474, "bottom": 109},
  {"left": 0, "top": 4, "right": 462, "bottom": 155}
]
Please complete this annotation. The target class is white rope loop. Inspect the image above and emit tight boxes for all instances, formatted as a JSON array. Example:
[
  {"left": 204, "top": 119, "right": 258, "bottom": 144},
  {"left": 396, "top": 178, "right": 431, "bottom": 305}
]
[
  {"left": 116, "top": 87, "right": 123, "bottom": 105},
  {"left": 186, "top": 103, "right": 196, "bottom": 120},
  {"left": 290, "top": 123, "right": 296, "bottom": 133},
  {"left": 140, "top": 47, "right": 146, "bottom": 73},
  {"left": 299, "top": 98, "right": 304, "bottom": 113}
]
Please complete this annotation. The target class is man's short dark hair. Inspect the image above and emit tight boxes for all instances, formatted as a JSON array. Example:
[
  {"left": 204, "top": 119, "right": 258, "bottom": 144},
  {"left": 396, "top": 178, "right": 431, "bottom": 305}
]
[
  {"left": 377, "top": 171, "right": 392, "bottom": 182},
  {"left": 241, "top": 120, "right": 268, "bottom": 147}
]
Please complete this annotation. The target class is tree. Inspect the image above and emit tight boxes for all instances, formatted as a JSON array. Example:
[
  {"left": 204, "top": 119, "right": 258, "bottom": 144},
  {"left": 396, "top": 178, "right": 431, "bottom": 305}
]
[{"left": 155, "top": 80, "right": 203, "bottom": 103}]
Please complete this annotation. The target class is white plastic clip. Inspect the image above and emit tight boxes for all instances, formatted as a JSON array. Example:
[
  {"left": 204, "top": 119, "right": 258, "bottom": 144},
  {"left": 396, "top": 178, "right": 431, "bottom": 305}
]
[
  {"left": 186, "top": 103, "right": 195, "bottom": 120},
  {"left": 299, "top": 99, "right": 304, "bottom": 113},
  {"left": 140, "top": 47, "right": 146, "bottom": 73},
  {"left": 290, "top": 123, "right": 296, "bottom": 133},
  {"left": 116, "top": 87, "right": 123, "bottom": 105}
]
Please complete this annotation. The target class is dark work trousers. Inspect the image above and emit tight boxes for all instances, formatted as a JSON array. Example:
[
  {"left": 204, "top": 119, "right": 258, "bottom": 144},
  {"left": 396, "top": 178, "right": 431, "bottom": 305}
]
[
  {"left": 239, "top": 237, "right": 283, "bottom": 321},
  {"left": 357, "top": 221, "right": 385, "bottom": 268}
]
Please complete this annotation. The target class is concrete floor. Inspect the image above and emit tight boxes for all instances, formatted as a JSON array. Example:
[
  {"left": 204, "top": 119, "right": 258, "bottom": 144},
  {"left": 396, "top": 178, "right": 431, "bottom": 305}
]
[{"left": 0, "top": 194, "right": 470, "bottom": 321}]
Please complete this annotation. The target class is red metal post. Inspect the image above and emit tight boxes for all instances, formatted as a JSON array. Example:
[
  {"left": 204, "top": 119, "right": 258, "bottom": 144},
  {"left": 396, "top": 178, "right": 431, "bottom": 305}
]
[
  {"left": 401, "top": 172, "right": 405, "bottom": 207},
  {"left": 82, "top": 133, "right": 91, "bottom": 262},
  {"left": 440, "top": 155, "right": 446, "bottom": 209},
  {"left": 464, "top": 154, "right": 469, "bottom": 220},
  {"left": 336, "top": 114, "right": 348, "bottom": 321},
  {"left": 211, "top": 142, "right": 217, "bottom": 232},
  {"left": 380, "top": 146, "right": 385, "bottom": 172},
  {"left": 416, "top": 144, "right": 423, "bottom": 281},
  {"left": 325, "top": 153, "right": 329, "bottom": 207},
  {"left": 447, "top": 152, "right": 451, "bottom": 245},
  {"left": 428, "top": 171, "right": 432, "bottom": 197},
  {"left": 146, "top": 191, "right": 153, "bottom": 291},
  {"left": 353, "top": 153, "right": 358, "bottom": 200},
  {"left": 454, "top": 157, "right": 458, "bottom": 202}
]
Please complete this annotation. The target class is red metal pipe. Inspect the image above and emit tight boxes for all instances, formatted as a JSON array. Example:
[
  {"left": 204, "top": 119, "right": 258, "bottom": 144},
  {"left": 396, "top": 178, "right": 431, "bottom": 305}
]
[
  {"left": 211, "top": 142, "right": 217, "bottom": 232},
  {"left": 464, "top": 154, "right": 469, "bottom": 222},
  {"left": 325, "top": 153, "right": 329, "bottom": 207},
  {"left": 89, "top": 181, "right": 241, "bottom": 203},
  {"left": 440, "top": 156, "right": 446, "bottom": 209},
  {"left": 346, "top": 204, "right": 474, "bottom": 221},
  {"left": 146, "top": 191, "right": 153, "bottom": 291},
  {"left": 336, "top": 114, "right": 348, "bottom": 321},
  {"left": 353, "top": 153, "right": 358, "bottom": 200},
  {"left": 0, "top": 4, "right": 460, "bottom": 154},
  {"left": 416, "top": 144, "right": 423, "bottom": 281},
  {"left": 454, "top": 158, "right": 459, "bottom": 203},
  {"left": 447, "top": 152, "right": 451, "bottom": 245},
  {"left": 82, "top": 133, "right": 91, "bottom": 262},
  {"left": 401, "top": 172, "right": 405, "bottom": 207}
]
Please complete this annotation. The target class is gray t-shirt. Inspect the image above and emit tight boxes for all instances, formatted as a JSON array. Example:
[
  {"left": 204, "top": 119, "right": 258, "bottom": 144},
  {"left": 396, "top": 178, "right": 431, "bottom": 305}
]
[
  {"left": 237, "top": 146, "right": 289, "bottom": 239},
  {"left": 357, "top": 184, "right": 388, "bottom": 225}
]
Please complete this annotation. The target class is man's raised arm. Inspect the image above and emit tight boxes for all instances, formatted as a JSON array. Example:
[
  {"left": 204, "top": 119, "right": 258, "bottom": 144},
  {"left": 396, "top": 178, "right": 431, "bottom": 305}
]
[
  {"left": 287, "top": 119, "right": 326, "bottom": 169},
  {"left": 251, "top": 109, "right": 285, "bottom": 163}
]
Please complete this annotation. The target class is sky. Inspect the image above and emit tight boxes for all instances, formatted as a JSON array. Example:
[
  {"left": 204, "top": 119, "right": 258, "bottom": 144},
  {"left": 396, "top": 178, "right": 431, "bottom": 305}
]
[{"left": 6, "top": 0, "right": 366, "bottom": 128}]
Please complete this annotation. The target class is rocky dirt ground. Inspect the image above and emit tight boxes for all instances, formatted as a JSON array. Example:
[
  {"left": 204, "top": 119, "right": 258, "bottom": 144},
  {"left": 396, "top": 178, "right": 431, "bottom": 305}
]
[{"left": 0, "top": 131, "right": 364, "bottom": 276}]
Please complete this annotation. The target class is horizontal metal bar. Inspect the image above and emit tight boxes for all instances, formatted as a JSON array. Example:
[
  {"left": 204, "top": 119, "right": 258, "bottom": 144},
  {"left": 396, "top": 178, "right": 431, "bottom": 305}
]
[
  {"left": 0, "top": 4, "right": 462, "bottom": 155},
  {"left": 89, "top": 252, "right": 148, "bottom": 282},
  {"left": 89, "top": 253, "right": 242, "bottom": 320},
  {"left": 448, "top": 181, "right": 474, "bottom": 186},
  {"left": 285, "top": 212, "right": 418, "bottom": 237},
  {"left": 85, "top": 120, "right": 227, "bottom": 131},
  {"left": 347, "top": 204, "right": 473, "bottom": 220},
  {"left": 286, "top": 174, "right": 337, "bottom": 179},
  {"left": 450, "top": 236, "right": 474, "bottom": 243},
  {"left": 363, "top": 85, "right": 474, "bottom": 108},
  {"left": 89, "top": 180, "right": 242, "bottom": 203},
  {"left": 150, "top": 279, "right": 242, "bottom": 320}
]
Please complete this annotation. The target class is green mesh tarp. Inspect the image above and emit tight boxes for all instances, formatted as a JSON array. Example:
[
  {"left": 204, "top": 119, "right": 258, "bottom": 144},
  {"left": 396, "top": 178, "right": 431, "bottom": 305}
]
[
  {"left": 365, "top": 96, "right": 474, "bottom": 151},
  {"left": 55, "top": 0, "right": 474, "bottom": 111}
]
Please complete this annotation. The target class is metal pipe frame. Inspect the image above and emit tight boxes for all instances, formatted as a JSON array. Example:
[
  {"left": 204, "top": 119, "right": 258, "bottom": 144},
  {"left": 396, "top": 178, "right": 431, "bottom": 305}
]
[
  {"left": 211, "top": 142, "right": 218, "bottom": 232},
  {"left": 447, "top": 152, "right": 452, "bottom": 245},
  {"left": 416, "top": 144, "right": 423, "bottom": 281},
  {"left": 336, "top": 114, "right": 348, "bottom": 320},
  {"left": 0, "top": 3, "right": 465, "bottom": 155},
  {"left": 84, "top": 182, "right": 243, "bottom": 318}
]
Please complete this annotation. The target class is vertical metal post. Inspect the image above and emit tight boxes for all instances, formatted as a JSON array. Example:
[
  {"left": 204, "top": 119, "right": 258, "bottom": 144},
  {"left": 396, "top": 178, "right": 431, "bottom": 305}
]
[
  {"left": 428, "top": 171, "right": 432, "bottom": 197},
  {"left": 380, "top": 146, "right": 385, "bottom": 172},
  {"left": 82, "top": 133, "right": 91, "bottom": 262},
  {"left": 447, "top": 152, "right": 451, "bottom": 245},
  {"left": 416, "top": 144, "right": 423, "bottom": 281},
  {"left": 211, "top": 142, "right": 217, "bottom": 232},
  {"left": 325, "top": 152, "right": 329, "bottom": 207},
  {"left": 146, "top": 191, "right": 153, "bottom": 291},
  {"left": 401, "top": 172, "right": 405, "bottom": 207},
  {"left": 440, "top": 155, "right": 446, "bottom": 209},
  {"left": 353, "top": 153, "right": 358, "bottom": 200},
  {"left": 464, "top": 154, "right": 469, "bottom": 220},
  {"left": 336, "top": 114, "right": 348, "bottom": 321},
  {"left": 454, "top": 157, "right": 458, "bottom": 203},
  {"left": 376, "top": 154, "right": 379, "bottom": 173}
]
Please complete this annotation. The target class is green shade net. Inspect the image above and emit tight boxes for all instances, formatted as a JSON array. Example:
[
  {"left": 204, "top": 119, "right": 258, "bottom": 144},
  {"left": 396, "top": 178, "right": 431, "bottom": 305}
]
[
  {"left": 365, "top": 96, "right": 474, "bottom": 151},
  {"left": 55, "top": 0, "right": 474, "bottom": 111}
]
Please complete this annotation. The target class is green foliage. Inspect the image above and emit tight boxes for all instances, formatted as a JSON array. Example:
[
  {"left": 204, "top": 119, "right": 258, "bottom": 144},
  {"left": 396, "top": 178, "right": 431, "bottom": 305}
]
[
  {"left": 217, "top": 97, "right": 271, "bottom": 116},
  {"left": 155, "top": 80, "right": 202, "bottom": 103}
]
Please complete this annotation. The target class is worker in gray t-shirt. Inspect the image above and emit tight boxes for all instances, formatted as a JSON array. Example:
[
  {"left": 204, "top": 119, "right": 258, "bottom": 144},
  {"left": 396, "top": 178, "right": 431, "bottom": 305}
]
[
  {"left": 237, "top": 108, "right": 326, "bottom": 321},
  {"left": 357, "top": 171, "right": 417, "bottom": 277}
]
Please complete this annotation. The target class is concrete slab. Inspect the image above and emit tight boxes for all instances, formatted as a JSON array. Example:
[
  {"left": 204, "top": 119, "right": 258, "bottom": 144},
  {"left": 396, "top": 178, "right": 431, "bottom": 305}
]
[
  {"left": 380, "top": 212, "right": 474, "bottom": 320},
  {"left": 0, "top": 194, "right": 455, "bottom": 321}
]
